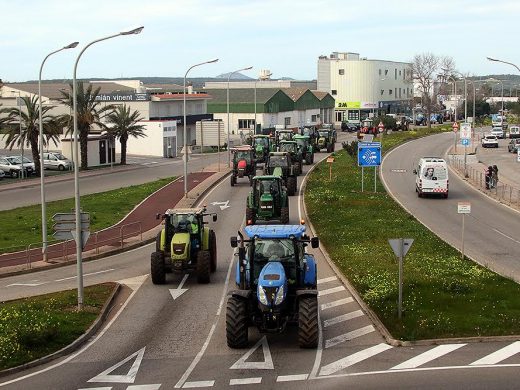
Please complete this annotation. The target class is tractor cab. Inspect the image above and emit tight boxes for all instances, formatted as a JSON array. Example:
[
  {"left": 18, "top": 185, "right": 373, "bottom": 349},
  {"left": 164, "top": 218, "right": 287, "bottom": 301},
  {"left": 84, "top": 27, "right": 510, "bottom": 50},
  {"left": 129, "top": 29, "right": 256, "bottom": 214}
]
[
  {"left": 293, "top": 135, "right": 314, "bottom": 165},
  {"left": 316, "top": 129, "right": 335, "bottom": 152},
  {"left": 278, "top": 141, "right": 302, "bottom": 175},
  {"left": 246, "top": 176, "right": 288, "bottom": 224},
  {"left": 265, "top": 152, "right": 297, "bottom": 195},
  {"left": 275, "top": 129, "right": 294, "bottom": 145},
  {"left": 231, "top": 145, "right": 256, "bottom": 186},
  {"left": 252, "top": 135, "right": 271, "bottom": 163}
]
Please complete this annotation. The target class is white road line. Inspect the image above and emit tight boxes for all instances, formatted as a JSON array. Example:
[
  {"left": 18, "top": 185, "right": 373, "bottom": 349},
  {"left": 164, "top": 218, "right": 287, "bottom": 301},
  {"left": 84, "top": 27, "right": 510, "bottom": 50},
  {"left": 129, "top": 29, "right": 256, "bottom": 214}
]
[
  {"left": 317, "top": 276, "right": 337, "bottom": 285},
  {"left": 5, "top": 282, "right": 46, "bottom": 287},
  {"left": 182, "top": 380, "right": 215, "bottom": 388},
  {"left": 470, "top": 341, "right": 520, "bottom": 365},
  {"left": 78, "top": 388, "right": 112, "bottom": 390},
  {"left": 229, "top": 377, "right": 262, "bottom": 386},
  {"left": 309, "top": 303, "right": 323, "bottom": 379},
  {"left": 325, "top": 325, "right": 375, "bottom": 349},
  {"left": 88, "top": 347, "right": 145, "bottom": 383},
  {"left": 54, "top": 268, "right": 114, "bottom": 282},
  {"left": 320, "top": 297, "right": 354, "bottom": 311},
  {"left": 318, "top": 286, "right": 345, "bottom": 297},
  {"left": 391, "top": 344, "right": 466, "bottom": 370},
  {"left": 276, "top": 374, "right": 308, "bottom": 382},
  {"left": 492, "top": 228, "right": 520, "bottom": 245},
  {"left": 323, "top": 310, "right": 364, "bottom": 328},
  {"left": 178, "top": 273, "right": 189, "bottom": 289},
  {"left": 230, "top": 336, "right": 273, "bottom": 370},
  {"left": 127, "top": 385, "right": 161, "bottom": 390},
  {"left": 319, "top": 343, "right": 393, "bottom": 376}
]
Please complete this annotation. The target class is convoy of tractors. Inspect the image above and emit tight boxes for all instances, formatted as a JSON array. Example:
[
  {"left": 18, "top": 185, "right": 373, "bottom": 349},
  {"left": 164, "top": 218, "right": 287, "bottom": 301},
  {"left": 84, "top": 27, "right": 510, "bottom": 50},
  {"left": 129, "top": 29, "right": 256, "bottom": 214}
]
[{"left": 150, "top": 125, "right": 337, "bottom": 350}]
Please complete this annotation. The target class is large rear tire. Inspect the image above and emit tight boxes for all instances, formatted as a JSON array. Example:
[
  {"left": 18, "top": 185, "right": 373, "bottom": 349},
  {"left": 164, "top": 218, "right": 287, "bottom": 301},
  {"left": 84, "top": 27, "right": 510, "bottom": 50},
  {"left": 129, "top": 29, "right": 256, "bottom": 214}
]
[
  {"left": 287, "top": 177, "right": 297, "bottom": 196},
  {"left": 226, "top": 296, "right": 249, "bottom": 348},
  {"left": 281, "top": 206, "right": 289, "bottom": 224},
  {"left": 298, "top": 296, "right": 318, "bottom": 348},
  {"left": 196, "top": 250, "right": 211, "bottom": 284},
  {"left": 209, "top": 230, "right": 217, "bottom": 273},
  {"left": 151, "top": 251, "right": 166, "bottom": 285},
  {"left": 230, "top": 174, "right": 236, "bottom": 187},
  {"left": 155, "top": 231, "right": 162, "bottom": 252},
  {"left": 295, "top": 162, "right": 302, "bottom": 175}
]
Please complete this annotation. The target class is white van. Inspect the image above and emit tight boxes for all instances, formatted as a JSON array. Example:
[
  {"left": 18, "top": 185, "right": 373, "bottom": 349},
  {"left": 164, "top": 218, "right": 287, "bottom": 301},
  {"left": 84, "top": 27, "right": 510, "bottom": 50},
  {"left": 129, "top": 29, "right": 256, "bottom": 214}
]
[
  {"left": 509, "top": 126, "right": 520, "bottom": 139},
  {"left": 414, "top": 157, "right": 449, "bottom": 198}
]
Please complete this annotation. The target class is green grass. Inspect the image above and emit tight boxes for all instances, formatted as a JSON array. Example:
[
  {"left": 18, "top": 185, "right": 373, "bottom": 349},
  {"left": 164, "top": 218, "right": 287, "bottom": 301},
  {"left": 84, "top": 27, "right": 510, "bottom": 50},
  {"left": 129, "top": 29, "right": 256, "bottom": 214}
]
[
  {"left": 306, "top": 129, "right": 520, "bottom": 341},
  {"left": 0, "top": 177, "right": 175, "bottom": 253},
  {"left": 0, "top": 283, "right": 114, "bottom": 370}
]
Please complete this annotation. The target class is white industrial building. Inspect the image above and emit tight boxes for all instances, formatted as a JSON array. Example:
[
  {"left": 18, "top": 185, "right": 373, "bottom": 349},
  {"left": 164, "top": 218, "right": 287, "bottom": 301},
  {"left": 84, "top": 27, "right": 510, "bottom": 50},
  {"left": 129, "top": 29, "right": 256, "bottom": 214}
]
[{"left": 317, "top": 51, "right": 413, "bottom": 125}]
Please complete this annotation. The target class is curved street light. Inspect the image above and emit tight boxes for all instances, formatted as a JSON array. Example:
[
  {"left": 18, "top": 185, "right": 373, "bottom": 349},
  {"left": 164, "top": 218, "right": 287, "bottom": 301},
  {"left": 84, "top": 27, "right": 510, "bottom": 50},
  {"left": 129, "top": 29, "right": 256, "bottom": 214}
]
[
  {"left": 486, "top": 57, "right": 520, "bottom": 73},
  {"left": 38, "top": 41, "right": 79, "bottom": 262},
  {"left": 72, "top": 26, "right": 143, "bottom": 309},
  {"left": 227, "top": 66, "right": 253, "bottom": 166},
  {"left": 183, "top": 58, "right": 219, "bottom": 197}
]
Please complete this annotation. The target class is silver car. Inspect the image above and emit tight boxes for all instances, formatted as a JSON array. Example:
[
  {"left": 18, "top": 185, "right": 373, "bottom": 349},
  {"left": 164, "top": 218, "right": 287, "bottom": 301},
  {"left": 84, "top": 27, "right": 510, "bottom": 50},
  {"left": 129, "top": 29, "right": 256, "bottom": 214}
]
[
  {"left": 43, "top": 151, "right": 73, "bottom": 171},
  {"left": 0, "top": 156, "right": 34, "bottom": 178}
]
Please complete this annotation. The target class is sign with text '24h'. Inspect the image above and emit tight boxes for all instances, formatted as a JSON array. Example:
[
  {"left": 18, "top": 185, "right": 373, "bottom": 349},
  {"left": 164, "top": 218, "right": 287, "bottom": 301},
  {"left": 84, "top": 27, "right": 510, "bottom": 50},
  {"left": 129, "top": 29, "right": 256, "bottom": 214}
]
[{"left": 357, "top": 142, "right": 382, "bottom": 167}]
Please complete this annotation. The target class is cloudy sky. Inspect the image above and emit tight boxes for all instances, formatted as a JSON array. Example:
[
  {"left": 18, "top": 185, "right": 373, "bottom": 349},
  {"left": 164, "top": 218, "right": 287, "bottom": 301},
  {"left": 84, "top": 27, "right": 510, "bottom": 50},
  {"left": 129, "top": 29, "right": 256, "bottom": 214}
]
[{"left": 1, "top": 0, "right": 519, "bottom": 82}]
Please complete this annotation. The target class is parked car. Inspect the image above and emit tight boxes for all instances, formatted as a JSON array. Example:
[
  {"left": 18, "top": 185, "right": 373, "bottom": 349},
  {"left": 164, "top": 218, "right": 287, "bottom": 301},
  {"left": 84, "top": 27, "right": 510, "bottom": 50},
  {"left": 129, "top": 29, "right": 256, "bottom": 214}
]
[
  {"left": 491, "top": 127, "right": 505, "bottom": 139},
  {"left": 508, "top": 125, "right": 520, "bottom": 139},
  {"left": 43, "top": 151, "right": 73, "bottom": 171},
  {"left": 0, "top": 169, "right": 4, "bottom": 180},
  {"left": 481, "top": 134, "right": 499, "bottom": 148},
  {"left": 0, "top": 156, "right": 34, "bottom": 178},
  {"left": 341, "top": 121, "right": 358, "bottom": 132},
  {"left": 508, "top": 139, "right": 520, "bottom": 153}
]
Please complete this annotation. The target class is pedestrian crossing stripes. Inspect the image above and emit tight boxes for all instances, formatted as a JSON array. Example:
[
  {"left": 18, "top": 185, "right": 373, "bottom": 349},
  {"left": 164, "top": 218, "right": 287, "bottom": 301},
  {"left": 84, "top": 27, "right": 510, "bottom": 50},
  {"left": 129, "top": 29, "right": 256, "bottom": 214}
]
[
  {"left": 319, "top": 343, "right": 393, "bottom": 376},
  {"left": 390, "top": 344, "right": 466, "bottom": 370},
  {"left": 320, "top": 297, "right": 354, "bottom": 310},
  {"left": 323, "top": 310, "right": 364, "bottom": 328},
  {"left": 325, "top": 325, "right": 375, "bottom": 348},
  {"left": 470, "top": 341, "right": 520, "bottom": 365},
  {"left": 318, "top": 286, "right": 345, "bottom": 297},
  {"left": 317, "top": 276, "right": 337, "bottom": 284}
]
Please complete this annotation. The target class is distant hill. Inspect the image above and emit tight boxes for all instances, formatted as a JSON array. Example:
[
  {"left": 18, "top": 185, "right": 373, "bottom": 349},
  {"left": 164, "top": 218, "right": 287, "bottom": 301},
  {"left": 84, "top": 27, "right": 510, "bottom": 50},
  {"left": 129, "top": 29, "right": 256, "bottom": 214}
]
[{"left": 215, "top": 72, "right": 254, "bottom": 80}]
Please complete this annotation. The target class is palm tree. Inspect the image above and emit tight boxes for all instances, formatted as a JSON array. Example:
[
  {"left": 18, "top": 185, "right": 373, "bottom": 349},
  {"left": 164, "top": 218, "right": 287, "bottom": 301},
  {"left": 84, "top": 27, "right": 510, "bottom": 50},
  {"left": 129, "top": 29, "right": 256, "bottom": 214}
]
[
  {"left": 60, "top": 83, "right": 110, "bottom": 169},
  {"left": 1, "top": 95, "right": 60, "bottom": 177},
  {"left": 105, "top": 104, "right": 146, "bottom": 165}
]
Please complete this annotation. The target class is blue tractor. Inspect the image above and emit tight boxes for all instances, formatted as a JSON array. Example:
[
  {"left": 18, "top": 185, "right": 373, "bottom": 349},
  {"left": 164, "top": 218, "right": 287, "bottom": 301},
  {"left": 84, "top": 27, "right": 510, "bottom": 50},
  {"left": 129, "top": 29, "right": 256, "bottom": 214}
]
[{"left": 227, "top": 225, "right": 320, "bottom": 349}]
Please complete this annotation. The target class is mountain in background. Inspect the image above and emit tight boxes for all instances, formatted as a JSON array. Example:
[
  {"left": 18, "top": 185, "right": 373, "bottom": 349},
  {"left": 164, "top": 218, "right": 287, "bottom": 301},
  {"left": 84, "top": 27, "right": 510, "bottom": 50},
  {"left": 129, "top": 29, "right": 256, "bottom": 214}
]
[{"left": 215, "top": 72, "right": 254, "bottom": 80}]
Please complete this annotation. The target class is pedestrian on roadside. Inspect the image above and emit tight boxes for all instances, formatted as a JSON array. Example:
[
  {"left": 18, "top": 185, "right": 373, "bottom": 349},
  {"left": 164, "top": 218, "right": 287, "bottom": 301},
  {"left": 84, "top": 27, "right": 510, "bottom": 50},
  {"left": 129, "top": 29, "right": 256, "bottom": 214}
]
[
  {"left": 485, "top": 166, "right": 493, "bottom": 189},
  {"left": 492, "top": 165, "right": 499, "bottom": 187}
]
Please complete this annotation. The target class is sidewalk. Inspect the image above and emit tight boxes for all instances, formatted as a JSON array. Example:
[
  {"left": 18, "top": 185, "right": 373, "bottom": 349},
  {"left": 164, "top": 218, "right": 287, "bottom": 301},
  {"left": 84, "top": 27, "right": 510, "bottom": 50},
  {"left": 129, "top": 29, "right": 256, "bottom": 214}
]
[{"left": 0, "top": 164, "right": 231, "bottom": 277}]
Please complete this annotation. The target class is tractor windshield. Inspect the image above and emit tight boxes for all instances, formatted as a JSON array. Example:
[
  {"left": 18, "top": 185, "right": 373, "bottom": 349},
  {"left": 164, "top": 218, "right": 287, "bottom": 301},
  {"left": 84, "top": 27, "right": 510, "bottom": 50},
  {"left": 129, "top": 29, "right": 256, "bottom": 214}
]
[
  {"left": 171, "top": 213, "right": 198, "bottom": 233},
  {"left": 295, "top": 139, "right": 307, "bottom": 149},
  {"left": 269, "top": 155, "right": 288, "bottom": 167},
  {"left": 278, "top": 132, "right": 292, "bottom": 141},
  {"left": 279, "top": 143, "right": 296, "bottom": 153},
  {"left": 254, "top": 239, "right": 295, "bottom": 262},
  {"left": 256, "top": 179, "right": 278, "bottom": 196},
  {"left": 235, "top": 151, "right": 250, "bottom": 161},
  {"left": 254, "top": 137, "right": 269, "bottom": 147},
  {"left": 318, "top": 131, "right": 329, "bottom": 138}
]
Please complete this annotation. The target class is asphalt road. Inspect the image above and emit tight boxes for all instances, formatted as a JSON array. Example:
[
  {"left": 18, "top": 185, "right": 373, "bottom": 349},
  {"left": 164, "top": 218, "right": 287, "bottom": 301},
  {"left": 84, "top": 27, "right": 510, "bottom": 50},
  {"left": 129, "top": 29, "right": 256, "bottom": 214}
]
[
  {"left": 1, "top": 132, "right": 519, "bottom": 389},
  {"left": 380, "top": 131, "right": 520, "bottom": 282}
]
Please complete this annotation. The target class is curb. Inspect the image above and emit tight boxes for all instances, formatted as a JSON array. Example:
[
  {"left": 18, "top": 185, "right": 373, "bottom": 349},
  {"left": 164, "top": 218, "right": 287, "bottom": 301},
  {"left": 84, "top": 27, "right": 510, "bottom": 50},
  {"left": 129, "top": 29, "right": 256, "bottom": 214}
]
[{"left": 0, "top": 283, "right": 121, "bottom": 378}]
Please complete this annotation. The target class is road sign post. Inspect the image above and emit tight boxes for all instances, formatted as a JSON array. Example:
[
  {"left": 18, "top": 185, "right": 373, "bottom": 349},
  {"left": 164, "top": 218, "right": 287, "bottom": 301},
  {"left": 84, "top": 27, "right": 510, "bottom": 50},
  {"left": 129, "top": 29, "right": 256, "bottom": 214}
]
[
  {"left": 327, "top": 156, "right": 335, "bottom": 181},
  {"left": 388, "top": 238, "right": 414, "bottom": 319},
  {"left": 358, "top": 142, "right": 381, "bottom": 193},
  {"left": 460, "top": 123, "right": 472, "bottom": 178},
  {"left": 452, "top": 122, "right": 459, "bottom": 153},
  {"left": 457, "top": 202, "right": 471, "bottom": 260}
]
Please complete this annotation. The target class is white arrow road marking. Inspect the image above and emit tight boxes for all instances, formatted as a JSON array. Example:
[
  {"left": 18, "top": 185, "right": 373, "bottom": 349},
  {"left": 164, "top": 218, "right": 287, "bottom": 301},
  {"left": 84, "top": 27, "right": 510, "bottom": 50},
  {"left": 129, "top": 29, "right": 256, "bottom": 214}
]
[
  {"left": 323, "top": 310, "right": 364, "bottom": 328},
  {"left": 319, "top": 343, "right": 393, "bottom": 376},
  {"left": 320, "top": 297, "right": 354, "bottom": 311},
  {"left": 182, "top": 381, "right": 215, "bottom": 388},
  {"left": 325, "top": 325, "right": 375, "bottom": 349},
  {"left": 170, "top": 274, "right": 189, "bottom": 300},
  {"left": 230, "top": 336, "right": 274, "bottom": 370},
  {"left": 116, "top": 275, "right": 149, "bottom": 291},
  {"left": 210, "top": 200, "right": 230, "bottom": 210},
  {"left": 470, "top": 341, "right": 520, "bottom": 365},
  {"left": 55, "top": 269, "right": 115, "bottom": 282},
  {"left": 391, "top": 344, "right": 466, "bottom": 370},
  {"left": 88, "top": 347, "right": 146, "bottom": 383},
  {"left": 229, "top": 377, "right": 262, "bottom": 386},
  {"left": 318, "top": 286, "right": 345, "bottom": 297}
]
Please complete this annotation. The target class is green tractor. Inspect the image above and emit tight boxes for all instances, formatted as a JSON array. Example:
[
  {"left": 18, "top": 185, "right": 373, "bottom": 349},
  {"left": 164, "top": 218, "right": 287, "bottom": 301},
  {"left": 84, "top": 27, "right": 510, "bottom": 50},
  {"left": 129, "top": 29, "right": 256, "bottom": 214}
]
[
  {"left": 274, "top": 129, "right": 294, "bottom": 148},
  {"left": 294, "top": 135, "right": 314, "bottom": 165},
  {"left": 316, "top": 129, "right": 335, "bottom": 153},
  {"left": 151, "top": 207, "right": 217, "bottom": 284},
  {"left": 251, "top": 135, "right": 272, "bottom": 164},
  {"left": 278, "top": 140, "right": 303, "bottom": 175},
  {"left": 264, "top": 151, "right": 298, "bottom": 196},
  {"left": 246, "top": 175, "right": 289, "bottom": 224},
  {"left": 231, "top": 145, "right": 256, "bottom": 186}
]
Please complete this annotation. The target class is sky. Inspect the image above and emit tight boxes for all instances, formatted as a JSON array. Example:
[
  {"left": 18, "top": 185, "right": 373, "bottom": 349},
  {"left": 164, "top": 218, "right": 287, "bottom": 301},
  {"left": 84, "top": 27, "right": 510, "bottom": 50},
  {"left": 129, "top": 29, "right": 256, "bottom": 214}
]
[{"left": 1, "top": 0, "right": 519, "bottom": 83}]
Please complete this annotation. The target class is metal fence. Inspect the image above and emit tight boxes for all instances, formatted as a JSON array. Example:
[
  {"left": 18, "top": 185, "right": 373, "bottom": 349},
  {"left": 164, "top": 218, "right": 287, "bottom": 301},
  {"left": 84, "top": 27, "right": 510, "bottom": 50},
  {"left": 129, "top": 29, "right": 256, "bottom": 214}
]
[{"left": 448, "top": 155, "right": 520, "bottom": 208}]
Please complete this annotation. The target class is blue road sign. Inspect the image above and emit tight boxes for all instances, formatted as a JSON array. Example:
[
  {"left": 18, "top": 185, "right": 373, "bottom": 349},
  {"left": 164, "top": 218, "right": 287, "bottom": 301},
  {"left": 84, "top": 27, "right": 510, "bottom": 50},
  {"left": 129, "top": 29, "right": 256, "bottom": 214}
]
[
  {"left": 461, "top": 138, "right": 470, "bottom": 146},
  {"left": 358, "top": 142, "right": 382, "bottom": 167}
]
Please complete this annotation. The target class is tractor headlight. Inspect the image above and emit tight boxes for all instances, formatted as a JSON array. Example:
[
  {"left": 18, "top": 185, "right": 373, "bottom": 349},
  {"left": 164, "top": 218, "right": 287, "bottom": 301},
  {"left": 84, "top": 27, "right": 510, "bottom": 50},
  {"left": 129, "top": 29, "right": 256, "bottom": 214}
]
[
  {"left": 274, "top": 285, "right": 285, "bottom": 305},
  {"left": 258, "top": 286, "right": 269, "bottom": 306}
]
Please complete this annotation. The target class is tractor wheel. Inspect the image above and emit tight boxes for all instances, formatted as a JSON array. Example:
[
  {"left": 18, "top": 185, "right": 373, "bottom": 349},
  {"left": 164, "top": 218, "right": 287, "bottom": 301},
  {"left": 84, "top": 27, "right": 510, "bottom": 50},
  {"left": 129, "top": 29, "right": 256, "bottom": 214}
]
[
  {"left": 209, "top": 230, "right": 217, "bottom": 273},
  {"left": 196, "top": 250, "right": 211, "bottom": 284},
  {"left": 249, "top": 175, "right": 253, "bottom": 186},
  {"left": 246, "top": 207, "right": 255, "bottom": 224},
  {"left": 151, "top": 251, "right": 166, "bottom": 285},
  {"left": 230, "top": 174, "right": 236, "bottom": 187},
  {"left": 226, "top": 296, "right": 249, "bottom": 348},
  {"left": 287, "top": 177, "right": 297, "bottom": 196},
  {"left": 281, "top": 207, "right": 289, "bottom": 224},
  {"left": 327, "top": 144, "right": 332, "bottom": 153},
  {"left": 155, "top": 231, "right": 162, "bottom": 252},
  {"left": 298, "top": 296, "right": 318, "bottom": 348},
  {"left": 332, "top": 143, "right": 336, "bottom": 152},
  {"left": 311, "top": 154, "right": 315, "bottom": 164}
]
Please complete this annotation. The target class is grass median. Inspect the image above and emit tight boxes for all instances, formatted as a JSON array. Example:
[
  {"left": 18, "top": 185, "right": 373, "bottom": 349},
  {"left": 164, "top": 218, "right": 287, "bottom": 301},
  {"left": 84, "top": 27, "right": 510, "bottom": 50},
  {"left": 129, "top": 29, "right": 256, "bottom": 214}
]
[
  {"left": 0, "top": 283, "right": 115, "bottom": 370},
  {"left": 306, "top": 128, "right": 520, "bottom": 341},
  {"left": 0, "top": 177, "right": 175, "bottom": 253}
]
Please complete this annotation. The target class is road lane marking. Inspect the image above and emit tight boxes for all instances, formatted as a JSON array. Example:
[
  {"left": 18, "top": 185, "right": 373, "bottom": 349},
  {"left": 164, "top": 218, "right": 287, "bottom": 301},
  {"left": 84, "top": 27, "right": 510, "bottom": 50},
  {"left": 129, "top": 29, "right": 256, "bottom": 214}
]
[
  {"left": 229, "top": 377, "right": 262, "bottom": 385},
  {"left": 309, "top": 305, "right": 323, "bottom": 379},
  {"left": 88, "top": 347, "right": 145, "bottom": 383},
  {"left": 318, "top": 286, "right": 345, "bottom": 297},
  {"left": 54, "top": 268, "right": 114, "bottom": 282},
  {"left": 5, "top": 282, "right": 46, "bottom": 287},
  {"left": 116, "top": 274, "right": 149, "bottom": 291},
  {"left": 320, "top": 297, "right": 354, "bottom": 311},
  {"left": 325, "top": 325, "right": 375, "bottom": 349},
  {"left": 182, "top": 381, "right": 215, "bottom": 388},
  {"left": 323, "top": 310, "right": 364, "bottom": 328},
  {"left": 230, "top": 336, "right": 273, "bottom": 370},
  {"left": 319, "top": 343, "right": 393, "bottom": 376},
  {"left": 317, "top": 276, "right": 337, "bottom": 284},
  {"left": 78, "top": 387, "right": 112, "bottom": 390},
  {"left": 276, "top": 374, "right": 308, "bottom": 382},
  {"left": 391, "top": 344, "right": 466, "bottom": 370},
  {"left": 127, "top": 385, "right": 161, "bottom": 390},
  {"left": 470, "top": 341, "right": 520, "bottom": 365},
  {"left": 170, "top": 273, "right": 189, "bottom": 300},
  {"left": 491, "top": 228, "right": 520, "bottom": 245}
]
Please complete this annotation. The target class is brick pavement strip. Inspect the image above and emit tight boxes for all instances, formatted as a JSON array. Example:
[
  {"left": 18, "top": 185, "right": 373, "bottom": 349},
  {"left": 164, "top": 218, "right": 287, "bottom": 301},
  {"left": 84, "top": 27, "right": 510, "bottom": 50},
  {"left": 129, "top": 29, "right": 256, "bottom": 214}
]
[{"left": 0, "top": 168, "right": 231, "bottom": 276}]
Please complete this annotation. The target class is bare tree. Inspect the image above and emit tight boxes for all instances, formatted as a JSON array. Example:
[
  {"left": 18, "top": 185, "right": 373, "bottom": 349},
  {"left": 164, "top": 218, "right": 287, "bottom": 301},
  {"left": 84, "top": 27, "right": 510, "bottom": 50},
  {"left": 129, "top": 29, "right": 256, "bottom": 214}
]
[{"left": 410, "top": 53, "right": 456, "bottom": 128}]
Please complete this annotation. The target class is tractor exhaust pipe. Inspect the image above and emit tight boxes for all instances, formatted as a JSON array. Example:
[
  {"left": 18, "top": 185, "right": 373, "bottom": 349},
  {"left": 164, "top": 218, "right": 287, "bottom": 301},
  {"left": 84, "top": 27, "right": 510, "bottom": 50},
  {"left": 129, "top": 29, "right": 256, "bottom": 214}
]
[{"left": 238, "top": 231, "right": 246, "bottom": 290}]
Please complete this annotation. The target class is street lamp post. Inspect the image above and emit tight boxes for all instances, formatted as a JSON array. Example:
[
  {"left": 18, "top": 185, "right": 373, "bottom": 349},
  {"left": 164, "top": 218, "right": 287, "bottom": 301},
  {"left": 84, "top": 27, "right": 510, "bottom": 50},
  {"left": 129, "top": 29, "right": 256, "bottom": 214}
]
[
  {"left": 254, "top": 72, "right": 272, "bottom": 135},
  {"left": 12, "top": 91, "right": 24, "bottom": 179},
  {"left": 183, "top": 58, "right": 219, "bottom": 197},
  {"left": 227, "top": 66, "right": 253, "bottom": 166},
  {"left": 72, "top": 27, "right": 143, "bottom": 310},
  {"left": 38, "top": 41, "right": 78, "bottom": 263},
  {"left": 486, "top": 57, "right": 520, "bottom": 72}
]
